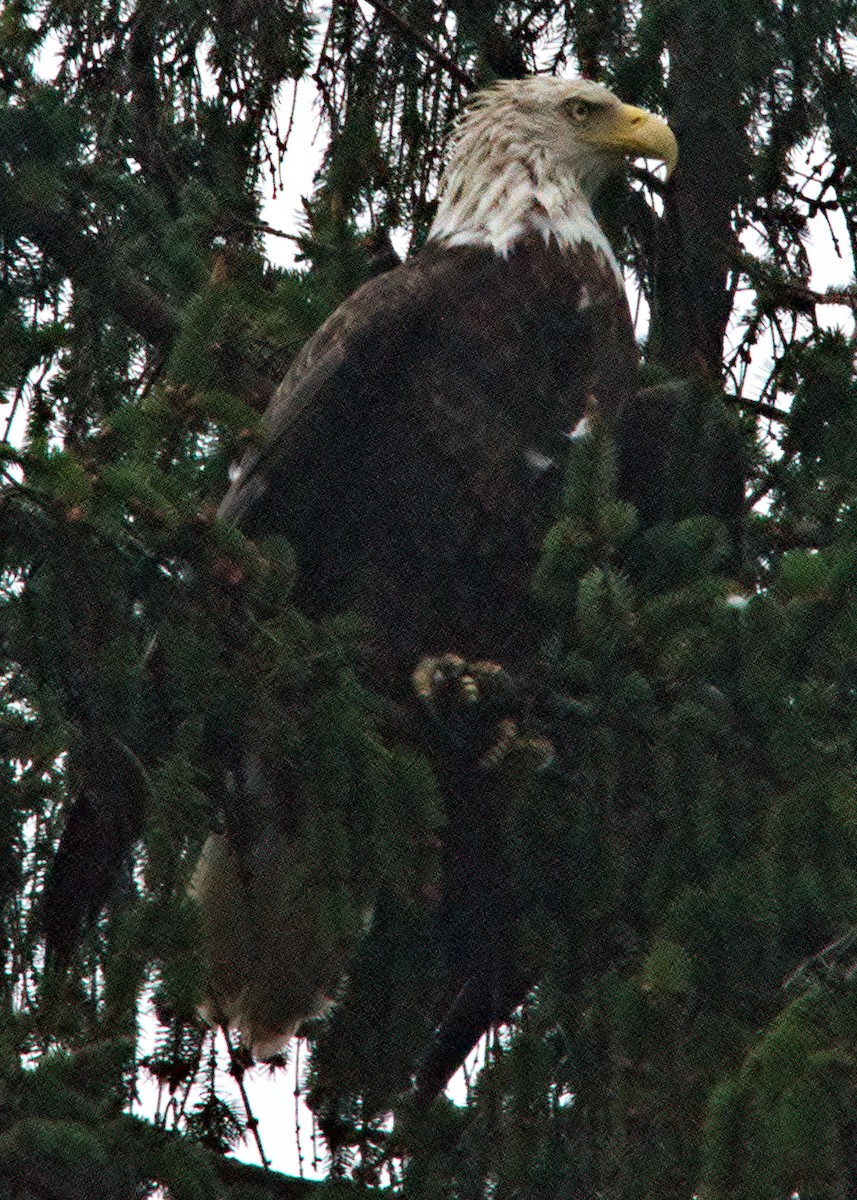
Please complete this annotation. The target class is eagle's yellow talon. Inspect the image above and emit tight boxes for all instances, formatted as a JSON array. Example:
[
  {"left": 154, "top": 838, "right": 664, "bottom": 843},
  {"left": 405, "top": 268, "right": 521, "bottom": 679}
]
[
  {"left": 412, "top": 654, "right": 509, "bottom": 708},
  {"left": 412, "top": 654, "right": 459, "bottom": 703},
  {"left": 479, "top": 717, "right": 519, "bottom": 768},
  {"left": 480, "top": 721, "right": 556, "bottom": 772}
]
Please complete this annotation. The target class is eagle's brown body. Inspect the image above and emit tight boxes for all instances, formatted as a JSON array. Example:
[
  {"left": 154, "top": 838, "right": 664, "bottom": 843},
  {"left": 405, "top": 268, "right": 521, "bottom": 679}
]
[
  {"left": 221, "top": 237, "right": 635, "bottom": 675},
  {"left": 203, "top": 233, "right": 636, "bottom": 1087},
  {"left": 44, "top": 76, "right": 678, "bottom": 1101}
]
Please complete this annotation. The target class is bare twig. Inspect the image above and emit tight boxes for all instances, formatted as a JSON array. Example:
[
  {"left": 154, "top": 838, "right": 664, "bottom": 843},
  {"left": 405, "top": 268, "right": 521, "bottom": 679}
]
[
  {"left": 294, "top": 1039, "right": 304, "bottom": 1178},
  {"left": 782, "top": 927, "right": 857, "bottom": 992},
  {"left": 629, "top": 163, "right": 668, "bottom": 195}
]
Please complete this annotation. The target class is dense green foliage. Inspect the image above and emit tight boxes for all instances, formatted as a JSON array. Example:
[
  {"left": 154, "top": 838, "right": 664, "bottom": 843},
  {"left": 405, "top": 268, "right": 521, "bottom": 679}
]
[{"left": 2, "top": 0, "right": 857, "bottom": 1196}]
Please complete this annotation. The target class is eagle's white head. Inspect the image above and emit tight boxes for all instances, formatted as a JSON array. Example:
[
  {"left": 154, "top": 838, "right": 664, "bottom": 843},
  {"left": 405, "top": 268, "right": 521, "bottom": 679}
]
[{"left": 429, "top": 77, "right": 677, "bottom": 264}]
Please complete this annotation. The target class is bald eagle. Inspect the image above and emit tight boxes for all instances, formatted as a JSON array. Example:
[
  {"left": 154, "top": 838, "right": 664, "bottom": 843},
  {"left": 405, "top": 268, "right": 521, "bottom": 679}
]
[
  {"left": 42, "top": 77, "right": 678, "bottom": 1098},
  {"left": 220, "top": 78, "right": 675, "bottom": 663},
  {"left": 190, "top": 77, "right": 678, "bottom": 1087}
]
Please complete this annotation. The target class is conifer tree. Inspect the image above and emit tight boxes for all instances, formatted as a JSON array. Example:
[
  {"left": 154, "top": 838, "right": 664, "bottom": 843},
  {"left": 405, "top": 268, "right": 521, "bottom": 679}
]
[{"left": 2, "top": 0, "right": 857, "bottom": 1197}]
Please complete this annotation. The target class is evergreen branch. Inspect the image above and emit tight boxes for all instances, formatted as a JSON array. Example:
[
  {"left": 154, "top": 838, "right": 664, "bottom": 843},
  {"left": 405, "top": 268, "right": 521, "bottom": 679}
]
[
  {"left": 13, "top": 205, "right": 290, "bottom": 398},
  {"left": 637, "top": 381, "right": 792, "bottom": 426},
  {"left": 359, "top": 0, "right": 475, "bottom": 89},
  {"left": 217, "top": 217, "right": 301, "bottom": 243},
  {"left": 126, "top": 0, "right": 183, "bottom": 210},
  {"left": 733, "top": 250, "right": 857, "bottom": 314},
  {"left": 222, "top": 1026, "right": 270, "bottom": 1171},
  {"left": 255, "top": 221, "right": 302, "bottom": 242},
  {"left": 214, "top": 1152, "right": 388, "bottom": 1199},
  {"left": 17, "top": 205, "right": 180, "bottom": 349},
  {"left": 806, "top": 285, "right": 857, "bottom": 309},
  {"left": 111, "top": 1114, "right": 389, "bottom": 1200},
  {"left": 731, "top": 394, "right": 791, "bottom": 424},
  {"left": 761, "top": 281, "right": 857, "bottom": 313}
]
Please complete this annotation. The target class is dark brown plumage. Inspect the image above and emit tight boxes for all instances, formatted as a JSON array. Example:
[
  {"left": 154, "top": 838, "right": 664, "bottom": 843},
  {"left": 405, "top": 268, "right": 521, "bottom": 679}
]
[
  {"left": 43, "top": 76, "right": 680, "bottom": 1102},
  {"left": 220, "top": 236, "right": 636, "bottom": 675},
  {"left": 210, "top": 233, "right": 636, "bottom": 1089}
]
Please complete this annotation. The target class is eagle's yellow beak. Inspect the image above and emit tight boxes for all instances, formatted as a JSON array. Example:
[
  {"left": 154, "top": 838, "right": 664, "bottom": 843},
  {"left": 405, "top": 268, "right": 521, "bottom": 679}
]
[{"left": 585, "top": 102, "right": 678, "bottom": 177}]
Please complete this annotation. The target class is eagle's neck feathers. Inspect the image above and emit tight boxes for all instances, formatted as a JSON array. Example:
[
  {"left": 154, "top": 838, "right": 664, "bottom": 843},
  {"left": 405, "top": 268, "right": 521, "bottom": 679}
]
[{"left": 428, "top": 98, "right": 620, "bottom": 276}]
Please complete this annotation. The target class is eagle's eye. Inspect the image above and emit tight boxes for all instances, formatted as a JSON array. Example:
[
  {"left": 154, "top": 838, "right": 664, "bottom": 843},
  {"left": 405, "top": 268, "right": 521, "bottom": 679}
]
[{"left": 564, "top": 98, "right": 595, "bottom": 124}]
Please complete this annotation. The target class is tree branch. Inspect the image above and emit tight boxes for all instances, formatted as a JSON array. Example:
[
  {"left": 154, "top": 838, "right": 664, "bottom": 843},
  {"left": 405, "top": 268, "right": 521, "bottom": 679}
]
[
  {"left": 111, "top": 1114, "right": 389, "bottom": 1200},
  {"left": 629, "top": 163, "right": 667, "bottom": 195},
  {"left": 215, "top": 1153, "right": 385, "bottom": 1199},
  {"left": 126, "top": 0, "right": 182, "bottom": 210},
  {"left": 734, "top": 251, "right": 857, "bottom": 315},
  {"left": 731, "top": 394, "right": 791, "bottom": 423},
  {"left": 20, "top": 205, "right": 180, "bottom": 350},
  {"left": 776, "top": 283, "right": 857, "bottom": 311},
  {"left": 360, "top": 0, "right": 475, "bottom": 89}
]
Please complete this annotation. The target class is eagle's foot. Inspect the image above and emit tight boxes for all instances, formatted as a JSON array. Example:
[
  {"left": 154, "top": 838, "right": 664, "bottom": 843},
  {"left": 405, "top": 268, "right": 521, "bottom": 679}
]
[
  {"left": 479, "top": 718, "right": 555, "bottom": 772},
  {"left": 411, "top": 655, "right": 552, "bottom": 770},
  {"left": 411, "top": 654, "right": 513, "bottom": 711}
]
